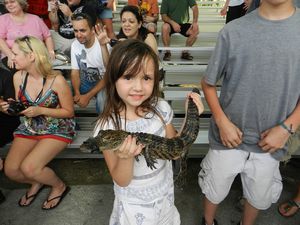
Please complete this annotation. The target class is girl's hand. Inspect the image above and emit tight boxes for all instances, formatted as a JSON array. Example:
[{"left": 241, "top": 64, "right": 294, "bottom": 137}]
[
  {"left": 115, "top": 135, "right": 144, "bottom": 159},
  {"left": 187, "top": 91, "right": 204, "bottom": 115},
  {"left": 21, "top": 106, "right": 43, "bottom": 117}
]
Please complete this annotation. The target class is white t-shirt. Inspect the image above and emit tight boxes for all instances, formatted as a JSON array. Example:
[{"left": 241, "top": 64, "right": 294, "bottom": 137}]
[{"left": 71, "top": 37, "right": 107, "bottom": 82}]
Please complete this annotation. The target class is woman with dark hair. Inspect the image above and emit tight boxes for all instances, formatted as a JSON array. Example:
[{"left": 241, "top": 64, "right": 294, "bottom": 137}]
[{"left": 97, "top": 5, "right": 157, "bottom": 53}]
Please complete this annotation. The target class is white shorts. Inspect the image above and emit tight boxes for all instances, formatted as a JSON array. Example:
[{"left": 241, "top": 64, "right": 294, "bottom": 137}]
[{"left": 198, "top": 149, "right": 282, "bottom": 210}]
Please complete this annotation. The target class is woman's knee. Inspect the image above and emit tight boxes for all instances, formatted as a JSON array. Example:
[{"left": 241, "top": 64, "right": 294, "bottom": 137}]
[
  {"left": 4, "top": 163, "right": 21, "bottom": 179},
  {"left": 20, "top": 161, "right": 39, "bottom": 179}
]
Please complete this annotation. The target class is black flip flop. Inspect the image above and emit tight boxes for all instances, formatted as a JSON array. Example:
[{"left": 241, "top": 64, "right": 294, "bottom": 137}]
[
  {"left": 42, "top": 186, "right": 71, "bottom": 210},
  {"left": 18, "top": 185, "right": 45, "bottom": 207}
]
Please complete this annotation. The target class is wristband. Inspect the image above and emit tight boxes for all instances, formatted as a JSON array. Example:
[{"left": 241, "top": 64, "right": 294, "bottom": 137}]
[
  {"left": 109, "top": 39, "right": 119, "bottom": 47},
  {"left": 279, "top": 122, "right": 294, "bottom": 135}
]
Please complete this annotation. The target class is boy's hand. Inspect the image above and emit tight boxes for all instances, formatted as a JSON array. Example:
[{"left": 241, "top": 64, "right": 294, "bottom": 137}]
[
  {"left": 258, "top": 126, "right": 290, "bottom": 153},
  {"left": 116, "top": 135, "right": 144, "bottom": 159},
  {"left": 217, "top": 118, "right": 243, "bottom": 148}
]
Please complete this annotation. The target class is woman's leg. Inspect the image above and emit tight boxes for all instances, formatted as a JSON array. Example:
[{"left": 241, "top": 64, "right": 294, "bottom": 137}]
[
  {"left": 19, "top": 138, "right": 68, "bottom": 208},
  {"left": 5, "top": 137, "right": 42, "bottom": 205}
]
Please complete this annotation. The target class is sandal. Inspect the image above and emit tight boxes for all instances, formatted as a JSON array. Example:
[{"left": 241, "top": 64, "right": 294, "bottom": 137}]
[
  {"left": 42, "top": 186, "right": 71, "bottom": 210},
  {"left": 278, "top": 199, "right": 300, "bottom": 217},
  {"left": 18, "top": 185, "right": 45, "bottom": 207}
]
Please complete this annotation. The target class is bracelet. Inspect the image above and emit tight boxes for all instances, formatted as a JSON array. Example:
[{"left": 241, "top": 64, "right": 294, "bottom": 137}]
[
  {"left": 109, "top": 39, "right": 119, "bottom": 47},
  {"left": 279, "top": 122, "right": 294, "bottom": 135}
]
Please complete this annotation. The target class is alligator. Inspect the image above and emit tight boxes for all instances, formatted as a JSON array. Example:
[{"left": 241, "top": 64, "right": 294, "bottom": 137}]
[{"left": 80, "top": 88, "right": 200, "bottom": 170}]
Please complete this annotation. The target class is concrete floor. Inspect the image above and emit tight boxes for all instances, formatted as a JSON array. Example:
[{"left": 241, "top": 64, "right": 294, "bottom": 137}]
[{"left": 0, "top": 158, "right": 299, "bottom": 225}]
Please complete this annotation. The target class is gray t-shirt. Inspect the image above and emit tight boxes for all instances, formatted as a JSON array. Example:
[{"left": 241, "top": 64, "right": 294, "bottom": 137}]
[{"left": 204, "top": 9, "right": 300, "bottom": 160}]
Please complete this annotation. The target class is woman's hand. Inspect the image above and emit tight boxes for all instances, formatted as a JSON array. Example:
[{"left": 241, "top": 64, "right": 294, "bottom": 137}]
[
  {"left": 0, "top": 100, "right": 9, "bottom": 113},
  {"left": 7, "top": 55, "right": 15, "bottom": 69},
  {"left": 21, "top": 106, "right": 43, "bottom": 117},
  {"left": 49, "top": 0, "right": 59, "bottom": 12},
  {"left": 115, "top": 135, "right": 144, "bottom": 159},
  {"left": 48, "top": 50, "right": 56, "bottom": 61}
]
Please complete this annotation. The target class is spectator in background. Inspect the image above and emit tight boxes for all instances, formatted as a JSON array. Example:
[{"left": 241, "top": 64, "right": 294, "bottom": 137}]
[
  {"left": 98, "top": 0, "right": 116, "bottom": 39},
  {"left": 220, "top": 0, "right": 246, "bottom": 23},
  {"left": 70, "top": 12, "right": 110, "bottom": 114},
  {"left": 128, "top": 0, "right": 159, "bottom": 34},
  {"left": 160, "top": 0, "right": 199, "bottom": 61},
  {"left": 48, "top": 0, "right": 96, "bottom": 56},
  {"left": 48, "top": 0, "right": 86, "bottom": 55},
  {"left": 0, "top": 0, "right": 55, "bottom": 70},
  {"left": 27, "top": 0, "right": 51, "bottom": 28},
  {"left": 117, "top": 5, "right": 158, "bottom": 53}
]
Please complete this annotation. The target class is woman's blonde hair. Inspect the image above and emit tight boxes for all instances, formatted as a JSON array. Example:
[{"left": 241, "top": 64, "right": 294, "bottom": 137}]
[{"left": 14, "top": 36, "right": 59, "bottom": 78}]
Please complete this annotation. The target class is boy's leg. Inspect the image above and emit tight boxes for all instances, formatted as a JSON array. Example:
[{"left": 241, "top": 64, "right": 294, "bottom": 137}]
[
  {"left": 242, "top": 200, "right": 259, "bottom": 225},
  {"left": 241, "top": 152, "right": 282, "bottom": 225},
  {"left": 199, "top": 149, "right": 249, "bottom": 225}
]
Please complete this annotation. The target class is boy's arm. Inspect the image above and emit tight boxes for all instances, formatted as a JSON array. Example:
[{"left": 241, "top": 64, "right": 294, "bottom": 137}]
[
  {"left": 258, "top": 100, "right": 300, "bottom": 153},
  {"left": 201, "top": 78, "right": 243, "bottom": 148}
]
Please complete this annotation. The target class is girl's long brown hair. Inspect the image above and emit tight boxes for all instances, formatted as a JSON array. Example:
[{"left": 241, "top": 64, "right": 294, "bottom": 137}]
[{"left": 99, "top": 39, "right": 161, "bottom": 130}]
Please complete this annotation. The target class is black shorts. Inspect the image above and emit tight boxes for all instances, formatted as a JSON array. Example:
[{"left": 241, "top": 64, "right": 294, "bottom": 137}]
[
  {"left": 226, "top": 3, "right": 246, "bottom": 23},
  {"left": 169, "top": 23, "right": 192, "bottom": 37}
]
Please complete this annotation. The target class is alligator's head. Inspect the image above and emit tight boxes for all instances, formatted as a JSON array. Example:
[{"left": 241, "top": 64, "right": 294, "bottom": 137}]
[{"left": 96, "top": 129, "right": 129, "bottom": 151}]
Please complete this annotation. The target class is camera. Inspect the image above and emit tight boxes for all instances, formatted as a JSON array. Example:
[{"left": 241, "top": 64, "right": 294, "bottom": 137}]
[{"left": 7, "top": 101, "right": 28, "bottom": 115}]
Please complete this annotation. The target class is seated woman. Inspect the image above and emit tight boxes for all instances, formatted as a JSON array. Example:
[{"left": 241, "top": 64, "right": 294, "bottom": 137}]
[
  {"left": 0, "top": 0, "right": 55, "bottom": 70},
  {"left": 0, "top": 36, "right": 75, "bottom": 210},
  {"left": 98, "top": 5, "right": 157, "bottom": 54}
]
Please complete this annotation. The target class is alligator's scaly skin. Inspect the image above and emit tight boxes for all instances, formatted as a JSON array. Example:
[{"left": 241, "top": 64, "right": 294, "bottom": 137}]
[{"left": 81, "top": 88, "right": 200, "bottom": 169}]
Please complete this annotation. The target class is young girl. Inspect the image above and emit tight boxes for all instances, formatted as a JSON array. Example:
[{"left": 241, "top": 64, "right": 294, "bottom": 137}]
[
  {"left": 0, "top": 36, "right": 75, "bottom": 210},
  {"left": 93, "top": 39, "right": 204, "bottom": 224}
]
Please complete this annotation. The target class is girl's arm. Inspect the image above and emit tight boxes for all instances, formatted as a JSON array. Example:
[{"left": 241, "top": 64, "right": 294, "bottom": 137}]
[
  {"left": 103, "top": 135, "right": 143, "bottom": 187},
  {"left": 22, "top": 75, "right": 74, "bottom": 118}
]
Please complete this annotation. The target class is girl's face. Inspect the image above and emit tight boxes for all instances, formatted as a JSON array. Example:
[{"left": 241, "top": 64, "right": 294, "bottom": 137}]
[
  {"left": 116, "top": 57, "right": 155, "bottom": 112},
  {"left": 4, "top": 0, "right": 22, "bottom": 14},
  {"left": 11, "top": 43, "right": 32, "bottom": 70},
  {"left": 121, "top": 11, "right": 141, "bottom": 39}
]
